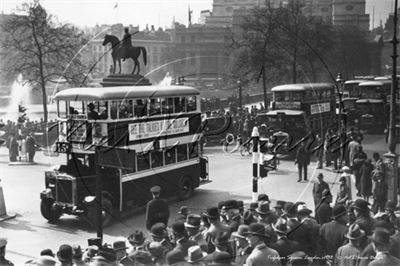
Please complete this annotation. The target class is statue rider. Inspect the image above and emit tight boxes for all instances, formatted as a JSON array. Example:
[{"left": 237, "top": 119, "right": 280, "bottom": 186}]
[{"left": 121, "top": 27, "right": 132, "bottom": 61}]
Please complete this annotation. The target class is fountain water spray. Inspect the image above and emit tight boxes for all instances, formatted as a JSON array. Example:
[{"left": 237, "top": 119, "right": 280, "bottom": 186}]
[{"left": 5, "top": 74, "right": 32, "bottom": 121}]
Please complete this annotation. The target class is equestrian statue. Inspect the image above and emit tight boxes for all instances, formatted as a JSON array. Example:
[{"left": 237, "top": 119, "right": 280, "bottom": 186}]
[{"left": 102, "top": 28, "right": 147, "bottom": 75}]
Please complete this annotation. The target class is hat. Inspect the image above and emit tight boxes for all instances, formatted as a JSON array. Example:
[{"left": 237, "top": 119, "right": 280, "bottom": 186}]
[
  {"left": 112, "top": 239, "right": 128, "bottom": 251},
  {"left": 128, "top": 231, "right": 145, "bottom": 245},
  {"left": 257, "top": 194, "right": 270, "bottom": 202},
  {"left": 147, "top": 242, "right": 164, "bottom": 258},
  {"left": 57, "top": 244, "right": 73, "bottom": 262},
  {"left": 210, "top": 251, "right": 232, "bottom": 264},
  {"left": 0, "top": 238, "right": 7, "bottom": 248},
  {"left": 150, "top": 186, "right": 161, "bottom": 194},
  {"left": 205, "top": 206, "right": 219, "bottom": 219},
  {"left": 232, "top": 225, "right": 249, "bottom": 239},
  {"left": 237, "top": 200, "right": 244, "bottom": 209},
  {"left": 129, "top": 250, "right": 152, "bottom": 264},
  {"left": 85, "top": 245, "right": 99, "bottom": 257},
  {"left": 332, "top": 205, "right": 347, "bottom": 219},
  {"left": 342, "top": 166, "right": 351, "bottom": 172},
  {"left": 345, "top": 224, "right": 365, "bottom": 240},
  {"left": 272, "top": 218, "right": 289, "bottom": 234},
  {"left": 375, "top": 220, "right": 395, "bottom": 235},
  {"left": 99, "top": 246, "right": 117, "bottom": 262},
  {"left": 35, "top": 255, "right": 56, "bottom": 266},
  {"left": 339, "top": 176, "right": 346, "bottom": 182},
  {"left": 72, "top": 245, "right": 83, "bottom": 258},
  {"left": 89, "top": 256, "right": 107, "bottom": 266},
  {"left": 150, "top": 222, "right": 167, "bottom": 238},
  {"left": 283, "top": 202, "right": 297, "bottom": 216},
  {"left": 244, "top": 223, "right": 266, "bottom": 238},
  {"left": 223, "top": 200, "right": 238, "bottom": 210},
  {"left": 274, "top": 200, "right": 286, "bottom": 209},
  {"left": 371, "top": 228, "right": 391, "bottom": 245},
  {"left": 352, "top": 199, "right": 370, "bottom": 212},
  {"left": 256, "top": 201, "right": 271, "bottom": 215},
  {"left": 185, "top": 214, "right": 201, "bottom": 228},
  {"left": 187, "top": 245, "right": 206, "bottom": 263},
  {"left": 87, "top": 238, "right": 102, "bottom": 248},
  {"left": 385, "top": 201, "right": 396, "bottom": 211},
  {"left": 249, "top": 202, "right": 258, "bottom": 210},
  {"left": 217, "top": 201, "right": 226, "bottom": 210},
  {"left": 171, "top": 222, "right": 186, "bottom": 235},
  {"left": 297, "top": 204, "right": 312, "bottom": 215},
  {"left": 40, "top": 249, "right": 55, "bottom": 257},
  {"left": 317, "top": 173, "right": 324, "bottom": 179},
  {"left": 178, "top": 206, "right": 189, "bottom": 215}
]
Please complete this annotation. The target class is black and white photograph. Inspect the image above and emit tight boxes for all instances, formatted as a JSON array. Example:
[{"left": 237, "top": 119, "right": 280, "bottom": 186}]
[{"left": 0, "top": 0, "right": 399, "bottom": 265}]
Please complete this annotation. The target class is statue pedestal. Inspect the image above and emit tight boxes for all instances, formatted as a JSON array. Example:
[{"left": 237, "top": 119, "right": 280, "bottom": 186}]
[{"left": 100, "top": 74, "right": 151, "bottom": 87}]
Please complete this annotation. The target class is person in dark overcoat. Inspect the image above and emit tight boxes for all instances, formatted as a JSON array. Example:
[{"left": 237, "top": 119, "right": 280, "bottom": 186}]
[
  {"left": 352, "top": 146, "right": 367, "bottom": 196},
  {"left": 165, "top": 222, "right": 197, "bottom": 265},
  {"left": 312, "top": 173, "right": 329, "bottom": 210},
  {"left": 270, "top": 217, "right": 300, "bottom": 265},
  {"left": 352, "top": 199, "right": 375, "bottom": 250},
  {"left": 145, "top": 186, "right": 170, "bottom": 231},
  {"left": 295, "top": 141, "right": 310, "bottom": 182},
  {"left": 318, "top": 205, "right": 348, "bottom": 257},
  {"left": 359, "top": 159, "right": 373, "bottom": 202},
  {"left": 6, "top": 132, "right": 18, "bottom": 162},
  {"left": 25, "top": 132, "right": 37, "bottom": 163},
  {"left": 315, "top": 189, "right": 332, "bottom": 225}
]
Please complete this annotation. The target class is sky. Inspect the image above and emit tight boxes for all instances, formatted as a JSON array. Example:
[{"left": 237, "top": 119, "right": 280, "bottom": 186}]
[{"left": 0, "top": 0, "right": 397, "bottom": 30}]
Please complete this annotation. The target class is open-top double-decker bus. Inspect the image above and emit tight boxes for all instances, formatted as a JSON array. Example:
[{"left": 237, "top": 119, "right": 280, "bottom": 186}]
[{"left": 40, "top": 85, "right": 209, "bottom": 225}]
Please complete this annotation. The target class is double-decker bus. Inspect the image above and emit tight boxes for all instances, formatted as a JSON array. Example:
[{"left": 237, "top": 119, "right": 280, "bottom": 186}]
[
  {"left": 40, "top": 85, "right": 209, "bottom": 225},
  {"left": 341, "top": 80, "right": 364, "bottom": 126},
  {"left": 263, "top": 83, "right": 336, "bottom": 153},
  {"left": 356, "top": 80, "right": 391, "bottom": 133}
]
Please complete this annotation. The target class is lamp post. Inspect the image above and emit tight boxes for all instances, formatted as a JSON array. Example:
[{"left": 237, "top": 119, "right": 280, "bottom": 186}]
[
  {"left": 384, "top": 0, "right": 399, "bottom": 207},
  {"left": 237, "top": 80, "right": 242, "bottom": 114}
]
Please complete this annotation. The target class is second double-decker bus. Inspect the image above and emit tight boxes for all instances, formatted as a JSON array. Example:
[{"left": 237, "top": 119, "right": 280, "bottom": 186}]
[
  {"left": 266, "top": 83, "right": 336, "bottom": 150},
  {"left": 356, "top": 80, "right": 391, "bottom": 132},
  {"left": 40, "top": 85, "right": 209, "bottom": 225}
]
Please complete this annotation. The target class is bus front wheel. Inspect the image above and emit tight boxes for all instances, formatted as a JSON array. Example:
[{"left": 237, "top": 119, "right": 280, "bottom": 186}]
[
  {"left": 40, "top": 198, "right": 62, "bottom": 223},
  {"left": 177, "top": 176, "right": 193, "bottom": 200}
]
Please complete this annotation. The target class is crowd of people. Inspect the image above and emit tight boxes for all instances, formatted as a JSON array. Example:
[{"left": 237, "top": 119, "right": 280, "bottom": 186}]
[{"left": 1, "top": 180, "right": 398, "bottom": 266}]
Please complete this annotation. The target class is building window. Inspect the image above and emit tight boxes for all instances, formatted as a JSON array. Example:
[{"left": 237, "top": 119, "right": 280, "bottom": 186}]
[
  {"left": 181, "top": 36, "right": 186, "bottom": 43},
  {"left": 345, "top": 5, "right": 354, "bottom": 11}
]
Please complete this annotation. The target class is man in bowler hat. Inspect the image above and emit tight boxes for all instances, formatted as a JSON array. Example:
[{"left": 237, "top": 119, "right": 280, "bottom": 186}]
[
  {"left": 145, "top": 186, "right": 170, "bottom": 231},
  {"left": 369, "top": 228, "right": 400, "bottom": 266}
]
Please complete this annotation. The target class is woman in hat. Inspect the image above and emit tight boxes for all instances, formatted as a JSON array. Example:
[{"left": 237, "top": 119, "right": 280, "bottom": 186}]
[{"left": 335, "top": 176, "right": 350, "bottom": 206}]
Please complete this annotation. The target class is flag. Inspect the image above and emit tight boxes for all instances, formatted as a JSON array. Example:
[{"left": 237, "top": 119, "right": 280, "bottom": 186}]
[{"left": 113, "top": 2, "right": 118, "bottom": 9}]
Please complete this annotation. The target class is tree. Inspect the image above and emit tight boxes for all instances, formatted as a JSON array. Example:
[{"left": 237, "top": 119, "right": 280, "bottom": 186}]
[
  {"left": 230, "top": 5, "right": 284, "bottom": 108},
  {"left": 0, "top": 1, "right": 88, "bottom": 129}
]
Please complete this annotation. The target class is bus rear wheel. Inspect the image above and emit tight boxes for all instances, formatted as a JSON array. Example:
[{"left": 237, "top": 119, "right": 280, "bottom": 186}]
[
  {"left": 177, "top": 176, "right": 193, "bottom": 200},
  {"left": 40, "top": 198, "right": 62, "bottom": 223}
]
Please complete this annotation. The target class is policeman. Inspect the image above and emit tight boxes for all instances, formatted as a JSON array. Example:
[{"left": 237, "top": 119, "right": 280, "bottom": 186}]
[{"left": 145, "top": 186, "right": 170, "bottom": 231}]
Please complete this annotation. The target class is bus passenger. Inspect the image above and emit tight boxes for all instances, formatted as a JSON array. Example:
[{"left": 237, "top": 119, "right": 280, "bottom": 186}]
[{"left": 87, "top": 103, "right": 99, "bottom": 120}]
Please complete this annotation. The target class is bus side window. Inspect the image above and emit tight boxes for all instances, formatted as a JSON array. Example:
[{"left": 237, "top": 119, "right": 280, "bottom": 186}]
[
  {"left": 187, "top": 96, "right": 196, "bottom": 112},
  {"left": 150, "top": 150, "right": 163, "bottom": 168},
  {"left": 110, "top": 101, "right": 118, "bottom": 119},
  {"left": 189, "top": 142, "right": 198, "bottom": 158},
  {"left": 165, "top": 147, "right": 176, "bottom": 165},
  {"left": 177, "top": 144, "right": 188, "bottom": 162},
  {"left": 149, "top": 99, "right": 161, "bottom": 116},
  {"left": 137, "top": 153, "right": 150, "bottom": 171},
  {"left": 181, "top": 97, "right": 187, "bottom": 112},
  {"left": 58, "top": 101, "right": 67, "bottom": 118},
  {"left": 174, "top": 97, "right": 182, "bottom": 113},
  {"left": 99, "top": 101, "right": 108, "bottom": 119},
  {"left": 135, "top": 99, "right": 147, "bottom": 117},
  {"left": 162, "top": 98, "right": 174, "bottom": 114},
  {"left": 126, "top": 100, "right": 133, "bottom": 117}
]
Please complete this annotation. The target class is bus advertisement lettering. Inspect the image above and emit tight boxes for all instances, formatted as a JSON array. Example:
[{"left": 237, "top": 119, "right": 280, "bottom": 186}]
[
  {"left": 310, "top": 102, "right": 330, "bottom": 115},
  {"left": 128, "top": 118, "right": 189, "bottom": 141},
  {"left": 275, "top": 101, "right": 301, "bottom": 110}
]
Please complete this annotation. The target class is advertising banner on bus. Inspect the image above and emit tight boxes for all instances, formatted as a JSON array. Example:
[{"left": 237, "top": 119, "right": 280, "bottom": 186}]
[{"left": 128, "top": 118, "right": 189, "bottom": 141}]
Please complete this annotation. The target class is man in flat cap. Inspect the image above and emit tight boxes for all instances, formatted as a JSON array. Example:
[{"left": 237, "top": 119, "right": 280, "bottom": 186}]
[
  {"left": 0, "top": 238, "right": 13, "bottom": 266},
  {"left": 145, "top": 185, "right": 170, "bottom": 231}
]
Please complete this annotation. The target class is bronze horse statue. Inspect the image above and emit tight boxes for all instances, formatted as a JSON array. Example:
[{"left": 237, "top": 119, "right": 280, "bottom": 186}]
[{"left": 102, "top": 34, "right": 147, "bottom": 75}]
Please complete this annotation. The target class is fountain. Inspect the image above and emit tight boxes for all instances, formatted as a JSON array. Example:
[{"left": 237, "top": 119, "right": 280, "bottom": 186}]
[
  {"left": 158, "top": 72, "right": 173, "bottom": 86},
  {"left": 5, "top": 74, "right": 32, "bottom": 121}
]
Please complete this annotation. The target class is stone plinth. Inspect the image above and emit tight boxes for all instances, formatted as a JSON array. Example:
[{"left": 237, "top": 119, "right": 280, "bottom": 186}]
[{"left": 100, "top": 74, "right": 151, "bottom": 87}]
